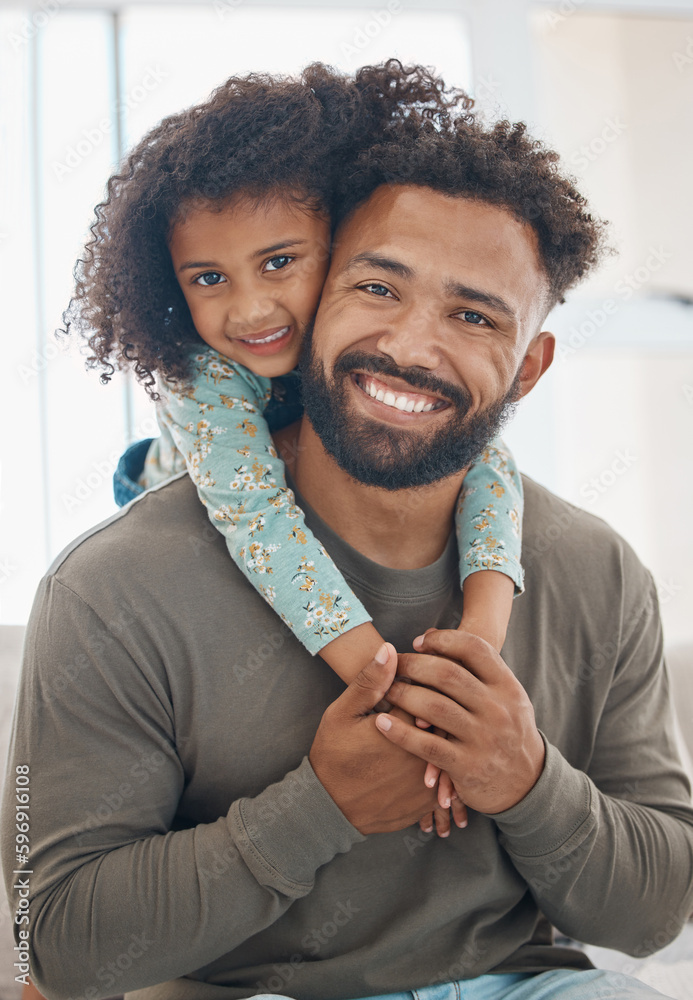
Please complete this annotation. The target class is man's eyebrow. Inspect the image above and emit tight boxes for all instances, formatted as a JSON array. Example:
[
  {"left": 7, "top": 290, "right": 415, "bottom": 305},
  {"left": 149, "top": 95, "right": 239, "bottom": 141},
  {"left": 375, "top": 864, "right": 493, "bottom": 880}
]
[
  {"left": 342, "top": 252, "right": 415, "bottom": 280},
  {"left": 445, "top": 280, "right": 517, "bottom": 322}
]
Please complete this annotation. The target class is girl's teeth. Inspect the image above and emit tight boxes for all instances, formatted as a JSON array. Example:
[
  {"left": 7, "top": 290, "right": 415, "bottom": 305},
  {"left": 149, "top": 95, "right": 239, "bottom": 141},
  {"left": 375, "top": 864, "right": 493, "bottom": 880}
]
[{"left": 243, "top": 326, "right": 289, "bottom": 344}]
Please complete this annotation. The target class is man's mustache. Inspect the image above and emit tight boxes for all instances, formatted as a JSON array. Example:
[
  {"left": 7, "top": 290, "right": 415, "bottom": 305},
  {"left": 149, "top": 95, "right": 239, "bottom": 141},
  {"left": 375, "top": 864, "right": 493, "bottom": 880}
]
[{"left": 332, "top": 351, "right": 473, "bottom": 411}]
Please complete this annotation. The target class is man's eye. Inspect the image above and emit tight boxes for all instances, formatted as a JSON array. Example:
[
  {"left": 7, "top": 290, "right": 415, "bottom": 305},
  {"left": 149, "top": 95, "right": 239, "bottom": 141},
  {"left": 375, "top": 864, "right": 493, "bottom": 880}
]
[
  {"left": 359, "top": 282, "right": 393, "bottom": 297},
  {"left": 264, "top": 255, "right": 293, "bottom": 272},
  {"left": 194, "top": 272, "right": 225, "bottom": 286},
  {"left": 459, "top": 310, "right": 489, "bottom": 326}
]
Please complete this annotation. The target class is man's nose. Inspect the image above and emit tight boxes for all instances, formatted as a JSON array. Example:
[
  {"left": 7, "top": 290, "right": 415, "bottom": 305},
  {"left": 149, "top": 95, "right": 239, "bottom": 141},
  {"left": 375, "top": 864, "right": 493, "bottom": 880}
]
[
  {"left": 375, "top": 305, "right": 443, "bottom": 371},
  {"left": 226, "top": 282, "right": 276, "bottom": 332}
]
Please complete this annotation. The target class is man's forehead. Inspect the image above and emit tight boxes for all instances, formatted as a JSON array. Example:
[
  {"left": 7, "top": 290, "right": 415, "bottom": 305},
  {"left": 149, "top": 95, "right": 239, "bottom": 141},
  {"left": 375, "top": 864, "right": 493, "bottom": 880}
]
[{"left": 334, "top": 184, "right": 537, "bottom": 263}]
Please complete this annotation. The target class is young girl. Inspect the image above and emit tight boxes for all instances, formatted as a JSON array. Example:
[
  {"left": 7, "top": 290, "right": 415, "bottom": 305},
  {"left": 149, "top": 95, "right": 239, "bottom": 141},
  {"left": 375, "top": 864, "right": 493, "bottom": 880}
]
[{"left": 66, "top": 62, "right": 523, "bottom": 833}]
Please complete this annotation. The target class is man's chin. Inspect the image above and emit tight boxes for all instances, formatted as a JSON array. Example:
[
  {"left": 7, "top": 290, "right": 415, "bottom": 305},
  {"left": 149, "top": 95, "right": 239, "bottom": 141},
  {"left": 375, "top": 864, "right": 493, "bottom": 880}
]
[{"left": 307, "top": 408, "right": 474, "bottom": 491}]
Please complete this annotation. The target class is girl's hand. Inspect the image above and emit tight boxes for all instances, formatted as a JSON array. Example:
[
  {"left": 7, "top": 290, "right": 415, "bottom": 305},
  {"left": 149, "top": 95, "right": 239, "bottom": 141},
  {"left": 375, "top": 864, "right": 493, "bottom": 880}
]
[
  {"left": 419, "top": 770, "right": 468, "bottom": 837},
  {"left": 417, "top": 724, "right": 468, "bottom": 837}
]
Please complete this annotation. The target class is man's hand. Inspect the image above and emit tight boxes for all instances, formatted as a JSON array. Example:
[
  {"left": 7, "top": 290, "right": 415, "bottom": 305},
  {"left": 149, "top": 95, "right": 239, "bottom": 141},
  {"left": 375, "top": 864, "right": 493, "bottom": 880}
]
[
  {"left": 309, "top": 643, "right": 438, "bottom": 835},
  {"left": 375, "top": 630, "right": 545, "bottom": 815}
]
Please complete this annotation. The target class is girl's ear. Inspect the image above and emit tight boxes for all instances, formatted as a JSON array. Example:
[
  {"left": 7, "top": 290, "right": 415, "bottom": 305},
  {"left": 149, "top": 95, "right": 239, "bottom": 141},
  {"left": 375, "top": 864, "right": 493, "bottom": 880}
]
[{"left": 516, "top": 330, "right": 555, "bottom": 399}]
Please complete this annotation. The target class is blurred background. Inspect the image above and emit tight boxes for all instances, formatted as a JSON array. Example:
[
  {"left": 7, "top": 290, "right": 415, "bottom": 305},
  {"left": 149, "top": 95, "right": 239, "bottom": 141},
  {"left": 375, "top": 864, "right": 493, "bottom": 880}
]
[{"left": 1, "top": 0, "right": 692, "bottom": 650}]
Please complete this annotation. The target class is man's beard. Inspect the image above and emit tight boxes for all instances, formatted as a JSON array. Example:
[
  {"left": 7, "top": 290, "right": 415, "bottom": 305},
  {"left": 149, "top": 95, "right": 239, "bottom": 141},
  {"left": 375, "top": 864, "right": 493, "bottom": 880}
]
[{"left": 299, "top": 327, "right": 523, "bottom": 491}]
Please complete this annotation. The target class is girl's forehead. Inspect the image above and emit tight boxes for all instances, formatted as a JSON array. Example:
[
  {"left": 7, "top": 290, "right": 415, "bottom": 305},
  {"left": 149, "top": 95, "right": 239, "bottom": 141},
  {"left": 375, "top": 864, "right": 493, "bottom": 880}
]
[
  {"left": 172, "top": 191, "right": 328, "bottom": 231},
  {"left": 168, "top": 194, "right": 331, "bottom": 261}
]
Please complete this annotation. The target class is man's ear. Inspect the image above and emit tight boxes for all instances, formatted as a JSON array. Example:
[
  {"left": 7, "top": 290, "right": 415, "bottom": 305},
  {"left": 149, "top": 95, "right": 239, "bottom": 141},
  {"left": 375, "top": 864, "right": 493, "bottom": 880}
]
[{"left": 517, "top": 330, "right": 555, "bottom": 399}]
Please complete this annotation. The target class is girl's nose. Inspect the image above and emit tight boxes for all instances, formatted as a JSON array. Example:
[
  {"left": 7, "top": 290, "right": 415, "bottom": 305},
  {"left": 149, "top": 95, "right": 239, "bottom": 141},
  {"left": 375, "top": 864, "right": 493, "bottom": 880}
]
[{"left": 226, "top": 285, "right": 276, "bottom": 332}]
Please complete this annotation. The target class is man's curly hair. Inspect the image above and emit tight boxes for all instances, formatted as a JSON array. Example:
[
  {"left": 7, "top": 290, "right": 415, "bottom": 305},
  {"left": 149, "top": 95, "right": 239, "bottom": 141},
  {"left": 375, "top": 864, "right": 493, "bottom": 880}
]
[
  {"left": 334, "top": 112, "right": 610, "bottom": 311},
  {"left": 63, "top": 61, "right": 471, "bottom": 395}
]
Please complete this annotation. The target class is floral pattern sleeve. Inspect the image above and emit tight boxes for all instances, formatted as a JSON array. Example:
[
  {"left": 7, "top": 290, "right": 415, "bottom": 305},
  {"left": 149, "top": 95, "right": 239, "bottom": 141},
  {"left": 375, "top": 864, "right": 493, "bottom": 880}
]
[
  {"left": 455, "top": 437, "right": 524, "bottom": 595},
  {"left": 147, "top": 348, "right": 372, "bottom": 655}
]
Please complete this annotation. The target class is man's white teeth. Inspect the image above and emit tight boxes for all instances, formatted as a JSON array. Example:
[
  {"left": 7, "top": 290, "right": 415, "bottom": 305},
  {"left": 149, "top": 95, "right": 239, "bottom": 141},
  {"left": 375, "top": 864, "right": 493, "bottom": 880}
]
[
  {"left": 242, "top": 326, "right": 289, "bottom": 345},
  {"left": 362, "top": 378, "right": 438, "bottom": 413}
]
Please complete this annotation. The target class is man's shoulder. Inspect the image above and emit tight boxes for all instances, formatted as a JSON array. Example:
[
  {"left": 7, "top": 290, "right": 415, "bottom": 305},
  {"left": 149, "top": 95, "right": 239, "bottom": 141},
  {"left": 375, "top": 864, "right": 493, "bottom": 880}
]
[{"left": 47, "top": 474, "right": 227, "bottom": 597}]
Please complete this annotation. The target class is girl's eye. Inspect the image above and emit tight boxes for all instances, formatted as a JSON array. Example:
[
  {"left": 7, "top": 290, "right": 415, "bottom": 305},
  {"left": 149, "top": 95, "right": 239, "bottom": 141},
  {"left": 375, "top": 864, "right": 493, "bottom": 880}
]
[
  {"left": 264, "top": 255, "right": 293, "bottom": 272},
  {"left": 458, "top": 310, "right": 490, "bottom": 326},
  {"left": 359, "top": 282, "right": 394, "bottom": 298},
  {"left": 194, "top": 272, "right": 225, "bottom": 287}
]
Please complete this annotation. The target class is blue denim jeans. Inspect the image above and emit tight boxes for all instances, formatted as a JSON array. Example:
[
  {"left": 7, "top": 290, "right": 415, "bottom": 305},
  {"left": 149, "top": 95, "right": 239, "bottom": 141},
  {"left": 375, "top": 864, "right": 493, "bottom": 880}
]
[
  {"left": 252, "top": 967, "right": 674, "bottom": 999},
  {"left": 113, "top": 437, "right": 153, "bottom": 507}
]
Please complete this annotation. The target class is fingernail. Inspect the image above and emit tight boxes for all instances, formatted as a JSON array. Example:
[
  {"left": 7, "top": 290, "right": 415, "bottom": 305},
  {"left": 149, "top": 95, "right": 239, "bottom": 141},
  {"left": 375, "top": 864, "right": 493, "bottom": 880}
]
[
  {"left": 457, "top": 819, "right": 468, "bottom": 828},
  {"left": 439, "top": 830, "right": 450, "bottom": 838},
  {"left": 413, "top": 635, "right": 424, "bottom": 649},
  {"left": 422, "top": 826, "right": 433, "bottom": 834},
  {"left": 375, "top": 643, "right": 389, "bottom": 664},
  {"left": 425, "top": 776, "right": 437, "bottom": 787},
  {"left": 375, "top": 714, "right": 392, "bottom": 732},
  {"left": 442, "top": 798, "right": 451, "bottom": 809}
]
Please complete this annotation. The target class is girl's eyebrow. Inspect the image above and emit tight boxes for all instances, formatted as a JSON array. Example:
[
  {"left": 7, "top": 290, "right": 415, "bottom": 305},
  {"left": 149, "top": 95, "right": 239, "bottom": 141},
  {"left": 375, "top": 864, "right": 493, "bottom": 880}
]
[
  {"left": 178, "top": 239, "right": 309, "bottom": 272},
  {"left": 178, "top": 260, "right": 218, "bottom": 271},
  {"left": 252, "top": 238, "right": 309, "bottom": 257}
]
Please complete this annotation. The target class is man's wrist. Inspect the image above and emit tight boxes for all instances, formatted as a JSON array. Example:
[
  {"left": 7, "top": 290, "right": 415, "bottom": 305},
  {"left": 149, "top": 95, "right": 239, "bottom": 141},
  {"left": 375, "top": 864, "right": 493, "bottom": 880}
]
[
  {"left": 485, "top": 736, "right": 593, "bottom": 857},
  {"left": 229, "top": 757, "right": 364, "bottom": 894}
]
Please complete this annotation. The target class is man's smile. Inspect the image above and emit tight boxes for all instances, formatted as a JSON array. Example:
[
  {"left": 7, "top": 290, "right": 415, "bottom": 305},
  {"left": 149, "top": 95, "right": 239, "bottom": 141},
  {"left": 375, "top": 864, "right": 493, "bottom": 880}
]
[{"left": 351, "top": 372, "right": 450, "bottom": 417}]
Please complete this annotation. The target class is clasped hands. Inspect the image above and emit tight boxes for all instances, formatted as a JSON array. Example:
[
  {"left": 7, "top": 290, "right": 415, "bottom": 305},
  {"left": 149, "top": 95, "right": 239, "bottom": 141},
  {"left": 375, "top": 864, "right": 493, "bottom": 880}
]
[{"left": 309, "top": 629, "right": 546, "bottom": 838}]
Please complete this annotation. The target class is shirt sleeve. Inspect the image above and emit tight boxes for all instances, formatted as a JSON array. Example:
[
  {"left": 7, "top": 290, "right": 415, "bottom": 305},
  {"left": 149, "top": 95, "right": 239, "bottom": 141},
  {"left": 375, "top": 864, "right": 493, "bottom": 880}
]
[
  {"left": 455, "top": 436, "right": 524, "bottom": 594},
  {"left": 157, "top": 350, "right": 372, "bottom": 655},
  {"left": 0, "top": 577, "right": 364, "bottom": 1000},
  {"left": 488, "top": 574, "right": 693, "bottom": 955}
]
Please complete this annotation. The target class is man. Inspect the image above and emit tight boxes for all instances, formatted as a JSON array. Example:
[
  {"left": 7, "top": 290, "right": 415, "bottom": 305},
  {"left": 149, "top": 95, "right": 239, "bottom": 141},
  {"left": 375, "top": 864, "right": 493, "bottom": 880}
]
[{"left": 3, "top": 113, "right": 693, "bottom": 1000}]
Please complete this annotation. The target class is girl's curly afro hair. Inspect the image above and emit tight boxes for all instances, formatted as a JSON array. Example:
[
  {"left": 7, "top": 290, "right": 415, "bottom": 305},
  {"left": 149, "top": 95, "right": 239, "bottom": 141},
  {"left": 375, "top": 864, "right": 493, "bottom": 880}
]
[
  {"left": 334, "top": 111, "right": 611, "bottom": 311},
  {"left": 63, "top": 60, "right": 472, "bottom": 396}
]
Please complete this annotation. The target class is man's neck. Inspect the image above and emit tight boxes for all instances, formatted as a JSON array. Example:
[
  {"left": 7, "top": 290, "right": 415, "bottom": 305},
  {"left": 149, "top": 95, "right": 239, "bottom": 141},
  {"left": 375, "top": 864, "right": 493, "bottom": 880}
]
[{"left": 273, "top": 418, "right": 465, "bottom": 570}]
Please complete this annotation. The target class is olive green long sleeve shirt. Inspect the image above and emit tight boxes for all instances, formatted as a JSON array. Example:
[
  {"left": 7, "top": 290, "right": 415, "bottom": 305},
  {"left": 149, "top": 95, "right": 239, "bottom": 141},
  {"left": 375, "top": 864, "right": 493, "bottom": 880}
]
[{"left": 2, "top": 474, "right": 692, "bottom": 1000}]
